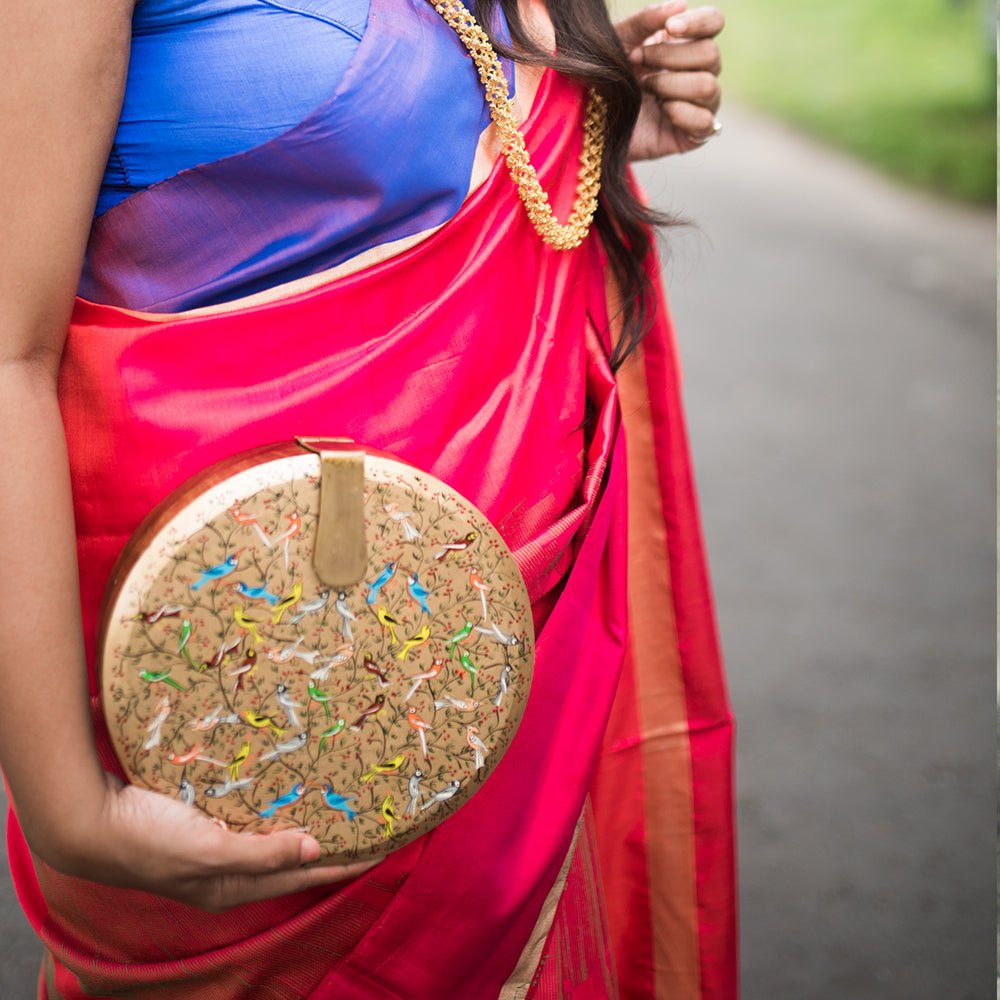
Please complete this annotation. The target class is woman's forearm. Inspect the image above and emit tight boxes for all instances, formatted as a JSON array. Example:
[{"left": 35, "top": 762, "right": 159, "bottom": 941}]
[
  {"left": 0, "top": 360, "right": 109, "bottom": 864},
  {"left": 0, "top": 2, "right": 381, "bottom": 905}
]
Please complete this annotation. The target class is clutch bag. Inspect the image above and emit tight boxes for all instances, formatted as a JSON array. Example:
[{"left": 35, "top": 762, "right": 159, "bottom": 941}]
[{"left": 98, "top": 438, "right": 534, "bottom": 864}]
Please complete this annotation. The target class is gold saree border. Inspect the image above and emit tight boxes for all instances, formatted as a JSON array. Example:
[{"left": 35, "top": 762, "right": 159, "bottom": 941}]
[
  {"left": 498, "top": 816, "right": 582, "bottom": 999},
  {"left": 614, "top": 284, "right": 702, "bottom": 999},
  {"left": 42, "top": 950, "right": 64, "bottom": 1000}
]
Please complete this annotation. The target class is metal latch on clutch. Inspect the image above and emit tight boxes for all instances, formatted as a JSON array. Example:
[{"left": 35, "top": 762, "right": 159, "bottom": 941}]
[{"left": 296, "top": 437, "right": 367, "bottom": 588}]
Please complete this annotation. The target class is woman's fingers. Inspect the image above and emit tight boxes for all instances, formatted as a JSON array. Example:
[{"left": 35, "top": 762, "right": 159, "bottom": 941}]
[
  {"left": 631, "top": 37, "right": 722, "bottom": 75},
  {"left": 178, "top": 821, "right": 380, "bottom": 909},
  {"left": 644, "top": 71, "right": 721, "bottom": 113},
  {"left": 660, "top": 100, "right": 719, "bottom": 143},
  {"left": 665, "top": 5, "right": 725, "bottom": 41},
  {"left": 168, "top": 826, "right": 380, "bottom": 910},
  {"left": 615, "top": 1, "right": 687, "bottom": 50},
  {"left": 200, "top": 828, "right": 321, "bottom": 877},
  {"left": 624, "top": 4, "right": 725, "bottom": 160},
  {"left": 197, "top": 858, "right": 381, "bottom": 912}
]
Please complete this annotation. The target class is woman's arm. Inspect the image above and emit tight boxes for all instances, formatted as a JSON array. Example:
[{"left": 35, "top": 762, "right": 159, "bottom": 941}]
[
  {"left": 0, "top": 0, "right": 136, "bottom": 865},
  {"left": 0, "top": 0, "right": 373, "bottom": 909}
]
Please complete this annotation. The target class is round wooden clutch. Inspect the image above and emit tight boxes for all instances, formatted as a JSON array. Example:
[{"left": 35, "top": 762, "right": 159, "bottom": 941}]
[{"left": 99, "top": 439, "right": 534, "bottom": 864}]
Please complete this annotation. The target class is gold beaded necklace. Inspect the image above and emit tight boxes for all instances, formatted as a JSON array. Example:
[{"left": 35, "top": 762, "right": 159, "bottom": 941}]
[{"left": 428, "top": 0, "right": 607, "bottom": 251}]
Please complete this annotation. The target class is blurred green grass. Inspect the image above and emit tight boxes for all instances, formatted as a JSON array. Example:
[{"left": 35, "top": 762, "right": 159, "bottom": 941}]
[{"left": 613, "top": 0, "right": 997, "bottom": 204}]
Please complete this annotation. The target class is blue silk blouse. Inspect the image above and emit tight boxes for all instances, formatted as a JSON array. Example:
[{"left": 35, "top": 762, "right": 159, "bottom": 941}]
[
  {"left": 86, "top": 0, "right": 514, "bottom": 311},
  {"left": 98, "top": 0, "right": 371, "bottom": 214}
]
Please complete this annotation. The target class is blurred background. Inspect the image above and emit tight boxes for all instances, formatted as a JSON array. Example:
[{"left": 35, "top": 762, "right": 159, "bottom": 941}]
[
  {"left": 619, "top": 0, "right": 996, "bottom": 997},
  {"left": 1, "top": 1, "right": 995, "bottom": 996}
]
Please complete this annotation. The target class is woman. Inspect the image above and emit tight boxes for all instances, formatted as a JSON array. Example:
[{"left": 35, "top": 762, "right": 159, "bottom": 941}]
[{"left": 1, "top": 0, "right": 733, "bottom": 996}]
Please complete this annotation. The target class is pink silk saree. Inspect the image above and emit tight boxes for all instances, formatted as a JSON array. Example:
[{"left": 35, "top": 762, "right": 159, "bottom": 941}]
[{"left": 7, "top": 68, "right": 736, "bottom": 999}]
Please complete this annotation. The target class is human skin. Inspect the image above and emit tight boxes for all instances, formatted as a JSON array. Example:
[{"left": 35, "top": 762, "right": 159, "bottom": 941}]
[
  {"left": 0, "top": 0, "right": 722, "bottom": 911},
  {"left": 621, "top": 1, "right": 725, "bottom": 159}
]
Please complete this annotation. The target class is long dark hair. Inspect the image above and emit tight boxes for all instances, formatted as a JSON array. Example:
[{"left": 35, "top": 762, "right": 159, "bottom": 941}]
[{"left": 474, "top": 0, "right": 674, "bottom": 369}]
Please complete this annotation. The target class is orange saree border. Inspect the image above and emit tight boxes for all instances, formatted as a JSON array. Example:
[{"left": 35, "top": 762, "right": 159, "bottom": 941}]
[
  {"left": 589, "top": 263, "right": 738, "bottom": 999},
  {"left": 619, "top": 342, "right": 702, "bottom": 997}
]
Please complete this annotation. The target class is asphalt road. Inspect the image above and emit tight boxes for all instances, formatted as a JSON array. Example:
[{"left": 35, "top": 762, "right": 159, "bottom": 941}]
[
  {"left": 0, "top": 106, "right": 994, "bottom": 998},
  {"left": 632, "top": 106, "right": 996, "bottom": 1000}
]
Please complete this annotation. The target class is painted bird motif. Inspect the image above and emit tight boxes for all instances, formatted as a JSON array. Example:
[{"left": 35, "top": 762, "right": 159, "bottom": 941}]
[
  {"left": 376, "top": 606, "right": 402, "bottom": 645},
  {"left": 308, "top": 683, "right": 333, "bottom": 721},
  {"left": 204, "top": 776, "right": 254, "bottom": 799},
  {"left": 457, "top": 649, "right": 480, "bottom": 694},
  {"left": 275, "top": 683, "right": 302, "bottom": 727},
  {"left": 177, "top": 619, "right": 198, "bottom": 668},
  {"left": 383, "top": 502, "right": 420, "bottom": 541},
  {"left": 229, "top": 503, "right": 272, "bottom": 548},
  {"left": 380, "top": 794, "right": 398, "bottom": 839},
  {"left": 188, "top": 707, "right": 221, "bottom": 732},
  {"left": 404, "top": 658, "right": 445, "bottom": 702},
  {"left": 243, "top": 710, "right": 286, "bottom": 737},
  {"left": 363, "top": 653, "right": 390, "bottom": 689},
  {"left": 350, "top": 695, "right": 386, "bottom": 732},
  {"left": 465, "top": 725, "right": 490, "bottom": 773},
  {"left": 317, "top": 718, "right": 347, "bottom": 751},
  {"left": 432, "top": 694, "right": 480, "bottom": 713},
  {"left": 266, "top": 637, "right": 305, "bottom": 664},
  {"left": 288, "top": 589, "right": 330, "bottom": 625},
  {"left": 492, "top": 664, "right": 513, "bottom": 711},
  {"left": 407, "top": 707, "right": 433, "bottom": 761},
  {"left": 420, "top": 780, "right": 462, "bottom": 811},
  {"left": 228, "top": 741, "right": 252, "bottom": 782},
  {"left": 190, "top": 553, "right": 239, "bottom": 591},
  {"left": 321, "top": 785, "right": 357, "bottom": 821},
  {"left": 361, "top": 753, "right": 406, "bottom": 783},
  {"left": 188, "top": 704, "right": 240, "bottom": 731},
  {"left": 404, "top": 769, "right": 425, "bottom": 816},
  {"left": 474, "top": 622, "right": 521, "bottom": 647},
  {"left": 135, "top": 604, "right": 183, "bottom": 624},
  {"left": 267, "top": 640, "right": 324, "bottom": 667},
  {"left": 177, "top": 778, "right": 196, "bottom": 806},
  {"left": 366, "top": 561, "right": 397, "bottom": 606},
  {"left": 233, "top": 581, "right": 280, "bottom": 606},
  {"left": 406, "top": 572, "right": 432, "bottom": 615},
  {"left": 334, "top": 591, "right": 355, "bottom": 639},
  {"left": 309, "top": 642, "right": 355, "bottom": 682},
  {"left": 228, "top": 646, "right": 258, "bottom": 693},
  {"left": 232, "top": 606, "right": 263, "bottom": 645},
  {"left": 143, "top": 696, "right": 172, "bottom": 750},
  {"left": 469, "top": 568, "right": 491, "bottom": 620},
  {"left": 396, "top": 624, "right": 431, "bottom": 661},
  {"left": 165, "top": 746, "right": 225, "bottom": 767},
  {"left": 259, "top": 731, "right": 308, "bottom": 762},
  {"left": 259, "top": 782, "right": 306, "bottom": 818},
  {"left": 447, "top": 621, "right": 475, "bottom": 656},
  {"left": 272, "top": 510, "right": 302, "bottom": 543},
  {"left": 139, "top": 668, "right": 186, "bottom": 692},
  {"left": 203, "top": 635, "right": 242, "bottom": 672},
  {"left": 273, "top": 511, "right": 302, "bottom": 570},
  {"left": 434, "top": 531, "right": 478, "bottom": 562},
  {"left": 270, "top": 582, "right": 302, "bottom": 625}
]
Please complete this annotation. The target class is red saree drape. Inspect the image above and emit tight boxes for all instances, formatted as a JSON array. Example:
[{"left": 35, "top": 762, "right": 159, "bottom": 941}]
[{"left": 6, "top": 68, "right": 736, "bottom": 999}]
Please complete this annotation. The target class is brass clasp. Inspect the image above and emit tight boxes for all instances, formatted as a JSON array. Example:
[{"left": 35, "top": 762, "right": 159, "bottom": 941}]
[{"left": 296, "top": 437, "right": 367, "bottom": 587}]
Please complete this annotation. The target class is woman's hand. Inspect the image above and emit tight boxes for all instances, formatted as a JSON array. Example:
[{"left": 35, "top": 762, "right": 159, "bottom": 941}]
[
  {"left": 615, "top": 1, "right": 725, "bottom": 160},
  {"left": 45, "top": 773, "right": 376, "bottom": 912}
]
